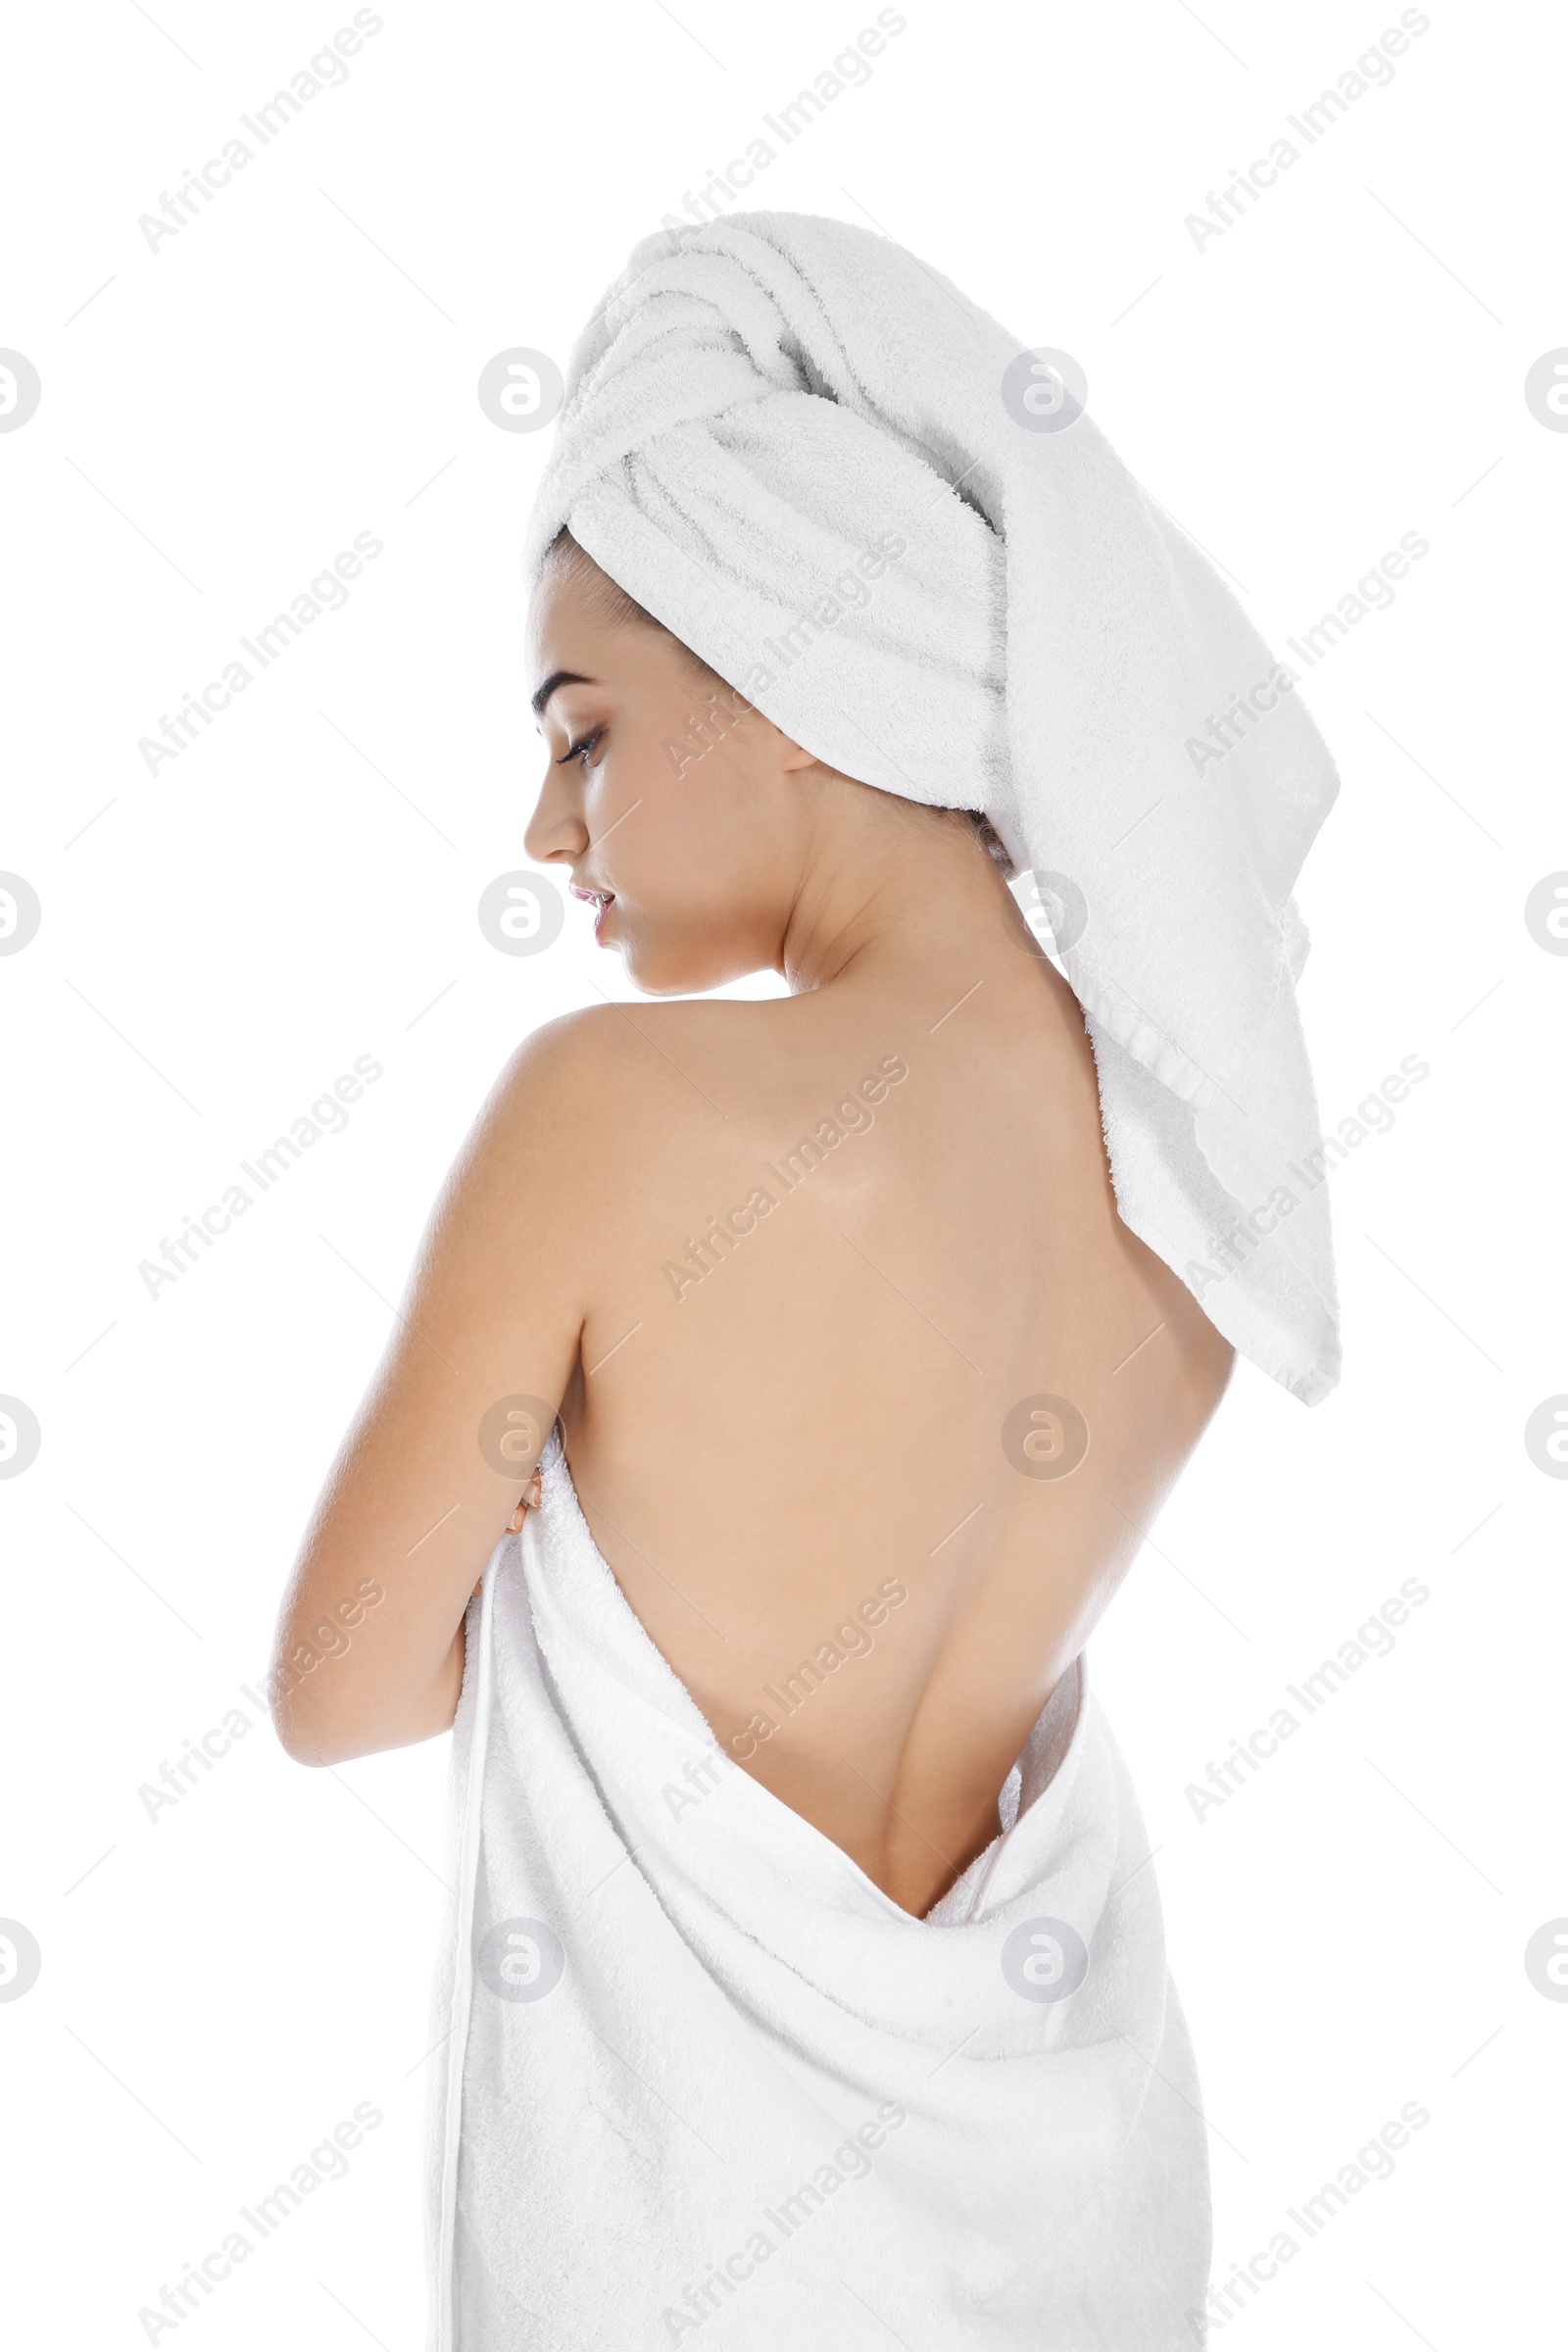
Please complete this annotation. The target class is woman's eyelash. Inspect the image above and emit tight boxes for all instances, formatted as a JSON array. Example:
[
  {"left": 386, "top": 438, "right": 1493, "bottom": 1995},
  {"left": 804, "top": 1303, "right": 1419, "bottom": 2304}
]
[{"left": 557, "top": 729, "right": 603, "bottom": 769}]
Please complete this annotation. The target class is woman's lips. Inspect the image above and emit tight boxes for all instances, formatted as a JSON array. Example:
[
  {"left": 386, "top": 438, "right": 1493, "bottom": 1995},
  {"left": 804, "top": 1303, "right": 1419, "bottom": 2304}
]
[{"left": 570, "top": 883, "right": 615, "bottom": 939}]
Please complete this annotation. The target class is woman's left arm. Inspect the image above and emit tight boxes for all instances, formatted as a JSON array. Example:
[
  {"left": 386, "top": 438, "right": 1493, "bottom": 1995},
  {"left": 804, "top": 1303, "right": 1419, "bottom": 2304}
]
[{"left": 268, "top": 1012, "right": 611, "bottom": 1766}]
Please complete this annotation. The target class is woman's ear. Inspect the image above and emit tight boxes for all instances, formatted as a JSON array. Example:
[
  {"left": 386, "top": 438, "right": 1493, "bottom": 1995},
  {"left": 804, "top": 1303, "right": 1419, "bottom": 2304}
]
[{"left": 772, "top": 726, "right": 827, "bottom": 777}]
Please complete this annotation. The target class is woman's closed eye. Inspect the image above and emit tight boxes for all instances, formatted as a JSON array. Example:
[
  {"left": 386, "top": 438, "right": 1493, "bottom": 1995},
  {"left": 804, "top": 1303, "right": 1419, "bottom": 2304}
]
[{"left": 557, "top": 729, "right": 604, "bottom": 769}]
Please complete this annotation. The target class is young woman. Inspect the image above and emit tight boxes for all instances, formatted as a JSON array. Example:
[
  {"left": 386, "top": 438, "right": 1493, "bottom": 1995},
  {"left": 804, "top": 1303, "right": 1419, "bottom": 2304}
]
[{"left": 273, "top": 214, "right": 1339, "bottom": 2348}]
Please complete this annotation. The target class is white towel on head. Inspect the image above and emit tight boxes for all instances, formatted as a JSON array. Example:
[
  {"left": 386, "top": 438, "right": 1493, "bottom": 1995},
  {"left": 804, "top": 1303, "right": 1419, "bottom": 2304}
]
[{"left": 522, "top": 210, "right": 1342, "bottom": 1403}]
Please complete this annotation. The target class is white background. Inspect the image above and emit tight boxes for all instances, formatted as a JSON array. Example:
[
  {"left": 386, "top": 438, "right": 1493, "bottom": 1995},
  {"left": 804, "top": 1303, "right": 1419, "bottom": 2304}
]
[{"left": 2, "top": 0, "right": 1564, "bottom": 2343}]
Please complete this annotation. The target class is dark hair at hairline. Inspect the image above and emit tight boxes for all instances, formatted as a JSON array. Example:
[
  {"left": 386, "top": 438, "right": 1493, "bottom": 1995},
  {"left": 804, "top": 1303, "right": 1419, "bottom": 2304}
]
[
  {"left": 542, "top": 525, "right": 697, "bottom": 655},
  {"left": 540, "top": 526, "right": 1016, "bottom": 876}
]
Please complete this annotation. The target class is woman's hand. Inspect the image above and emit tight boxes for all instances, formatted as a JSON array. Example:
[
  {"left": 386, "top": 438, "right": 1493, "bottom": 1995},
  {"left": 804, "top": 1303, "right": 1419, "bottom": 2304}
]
[
  {"left": 473, "top": 1467, "right": 544, "bottom": 1594},
  {"left": 509, "top": 1466, "right": 545, "bottom": 1533}
]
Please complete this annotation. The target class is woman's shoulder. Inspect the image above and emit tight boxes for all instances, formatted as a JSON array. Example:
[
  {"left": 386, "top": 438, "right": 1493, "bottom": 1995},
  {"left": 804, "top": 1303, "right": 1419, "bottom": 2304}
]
[
  {"left": 498, "top": 997, "right": 801, "bottom": 1105},
  {"left": 478, "top": 998, "right": 798, "bottom": 1165}
]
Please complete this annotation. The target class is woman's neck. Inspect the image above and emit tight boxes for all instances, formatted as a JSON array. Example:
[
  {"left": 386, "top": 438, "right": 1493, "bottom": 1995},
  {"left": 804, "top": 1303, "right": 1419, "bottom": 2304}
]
[{"left": 778, "top": 800, "right": 1017, "bottom": 997}]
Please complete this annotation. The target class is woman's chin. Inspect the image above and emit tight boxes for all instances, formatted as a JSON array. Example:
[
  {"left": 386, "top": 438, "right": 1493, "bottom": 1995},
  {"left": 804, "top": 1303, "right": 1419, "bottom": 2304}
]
[
  {"left": 610, "top": 912, "right": 769, "bottom": 997},
  {"left": 614, "top": 937, "right": 683, "bottom": 996},
  {"left": 622, "top": 946, "right": 740, "bottom": 999}
]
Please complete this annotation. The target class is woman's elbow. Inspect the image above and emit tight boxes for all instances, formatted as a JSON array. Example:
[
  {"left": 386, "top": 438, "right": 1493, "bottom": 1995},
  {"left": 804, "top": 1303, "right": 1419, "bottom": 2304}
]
[
  {"left": 267, "top": 1573, "right": 390, "bottom": 1763},
  {"left": 267, "top": 1666, "right": 355, "bottom": 1767},
  {"left": 267, "top": 1627, "right": 466, "bottom": 1767},
  {"left": 269, "top": 1695, "right": 354, "bottom": 1768}
]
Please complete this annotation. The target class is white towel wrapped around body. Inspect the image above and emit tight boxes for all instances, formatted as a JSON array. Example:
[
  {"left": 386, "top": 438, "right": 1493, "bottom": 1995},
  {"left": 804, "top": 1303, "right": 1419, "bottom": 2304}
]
[
  {"left": 521, "top": 210, "right": 1342, "bottom": 1404},
  {"left": 425, "top": 1433, "right": 1212, "bottom": 2349}
]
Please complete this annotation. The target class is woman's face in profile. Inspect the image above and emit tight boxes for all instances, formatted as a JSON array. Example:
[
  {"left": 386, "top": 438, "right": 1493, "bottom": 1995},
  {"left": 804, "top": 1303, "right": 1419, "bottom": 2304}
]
[{"left": 524, "top": 555, "right": 800, "bottom": 995}]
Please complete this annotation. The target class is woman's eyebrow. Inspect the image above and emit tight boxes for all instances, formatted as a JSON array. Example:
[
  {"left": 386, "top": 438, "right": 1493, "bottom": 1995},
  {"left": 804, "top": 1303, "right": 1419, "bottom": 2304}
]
[{"left": 530, "top": 668, "right": 597, "bottom": 721}]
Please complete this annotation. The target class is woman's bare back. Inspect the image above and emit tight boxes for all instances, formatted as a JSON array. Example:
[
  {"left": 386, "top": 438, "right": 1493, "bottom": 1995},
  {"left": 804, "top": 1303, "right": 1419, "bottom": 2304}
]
[
  {"left": 558, "top": 933, "right": 1233, "bottom": 1915},
  {"left": 271, "top": 555, "right": 1235, "bottom": 1918}
]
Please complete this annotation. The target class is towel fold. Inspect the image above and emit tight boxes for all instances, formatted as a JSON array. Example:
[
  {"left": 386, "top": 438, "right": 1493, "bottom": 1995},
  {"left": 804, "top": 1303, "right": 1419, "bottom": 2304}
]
[
  {"left": 425, "top": 1433, "right": 1212, "bottom": 2348},
  {"left": 521, "top": 210, "right": 1342, "bottom": 1402}
]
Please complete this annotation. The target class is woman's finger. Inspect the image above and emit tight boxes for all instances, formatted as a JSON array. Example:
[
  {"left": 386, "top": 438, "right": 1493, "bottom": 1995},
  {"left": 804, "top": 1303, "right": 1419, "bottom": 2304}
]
[
  {"left": 507, "top": 1470, "right": 544, "bottom": 1535},
  {"left": 475, "top": 1470, "right": 545, "bottom": 1592}
]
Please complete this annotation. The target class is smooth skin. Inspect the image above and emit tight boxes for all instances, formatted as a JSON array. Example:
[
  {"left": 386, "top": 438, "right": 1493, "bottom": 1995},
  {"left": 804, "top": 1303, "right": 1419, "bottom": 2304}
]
[{"left": 270, "top": 547, "right": 1235, "bottom": 1918}]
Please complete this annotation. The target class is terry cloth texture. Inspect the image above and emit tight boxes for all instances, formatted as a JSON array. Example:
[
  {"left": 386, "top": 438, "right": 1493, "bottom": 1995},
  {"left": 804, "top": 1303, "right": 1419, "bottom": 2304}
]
[{"left": 424, "top": 1430, "right": 1212, "bottom": 2349}]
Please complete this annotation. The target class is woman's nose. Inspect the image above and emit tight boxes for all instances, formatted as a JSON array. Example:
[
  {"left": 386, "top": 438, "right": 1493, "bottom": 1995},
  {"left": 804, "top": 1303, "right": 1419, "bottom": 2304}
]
[{"left": 523, "top": 772, "right": 589, "bottom": 865}]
